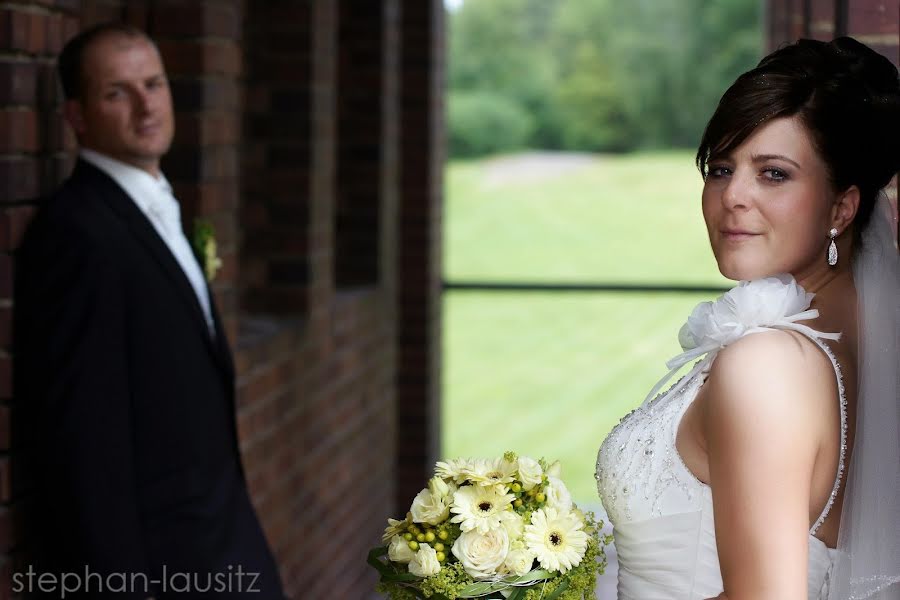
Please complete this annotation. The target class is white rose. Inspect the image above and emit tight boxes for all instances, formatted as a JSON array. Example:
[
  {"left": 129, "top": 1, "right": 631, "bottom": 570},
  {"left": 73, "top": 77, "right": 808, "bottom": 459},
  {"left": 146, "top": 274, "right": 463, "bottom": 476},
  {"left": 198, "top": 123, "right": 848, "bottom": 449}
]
[
  {"left": 388, "top": 535, "right": 416, "bottom": 564},
  {"left": 410, "top": 487, "right": 450, "bottom": 525},
  {"left": 452, "top": 527, "right": 510, "bottom": 580},
  {"left": 499, "top": 511, "right": 525, "bottom": 543},
  {"left": 428, "top": 475, "right": 456, "bottom": 500},
  {"left": 516, "top": 456, "right": 543, "bottom": 491},
  {"left": 502, "top": 548, "right": 536, "bottom": 576},
  {"left": 545, "top": 476, "right": 572, "bottom": 512},
  {"left": 408, "top": 544, "right": 441, "bottom": 577}
]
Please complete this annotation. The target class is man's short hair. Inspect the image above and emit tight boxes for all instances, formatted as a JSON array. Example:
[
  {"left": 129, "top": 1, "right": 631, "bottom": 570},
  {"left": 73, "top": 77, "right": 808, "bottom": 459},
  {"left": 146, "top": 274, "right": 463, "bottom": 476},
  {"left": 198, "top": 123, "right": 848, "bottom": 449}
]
[{"left": 57, "top": 22, "right": 153, "bottom": 100}]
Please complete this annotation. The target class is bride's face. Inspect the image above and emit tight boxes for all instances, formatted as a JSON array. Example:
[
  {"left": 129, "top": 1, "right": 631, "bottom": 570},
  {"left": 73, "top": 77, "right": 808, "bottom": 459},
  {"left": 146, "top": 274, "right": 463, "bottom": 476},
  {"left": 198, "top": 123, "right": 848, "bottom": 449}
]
[{"left": 702, "top": 116, "right": 837, "bottom": 281}]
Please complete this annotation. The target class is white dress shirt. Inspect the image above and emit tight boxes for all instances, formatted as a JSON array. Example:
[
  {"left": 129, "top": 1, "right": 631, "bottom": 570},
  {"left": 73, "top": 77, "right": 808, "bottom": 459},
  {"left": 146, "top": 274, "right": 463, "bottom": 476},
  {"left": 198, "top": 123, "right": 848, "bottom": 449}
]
[{"left": 79, "top": 148, "right": 215, "bottom": 335}]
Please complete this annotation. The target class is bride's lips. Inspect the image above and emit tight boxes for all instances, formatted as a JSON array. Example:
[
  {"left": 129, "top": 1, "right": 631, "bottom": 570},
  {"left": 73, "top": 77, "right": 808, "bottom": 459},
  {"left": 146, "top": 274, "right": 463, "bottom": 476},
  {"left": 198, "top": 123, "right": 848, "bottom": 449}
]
[{"left": 721, "top": 229, "right": 761, "bottom": 241}]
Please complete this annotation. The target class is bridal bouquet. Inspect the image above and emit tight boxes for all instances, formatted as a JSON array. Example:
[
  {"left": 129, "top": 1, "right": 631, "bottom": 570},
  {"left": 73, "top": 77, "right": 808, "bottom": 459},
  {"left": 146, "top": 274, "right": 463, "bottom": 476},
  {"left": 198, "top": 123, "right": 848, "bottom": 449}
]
[{"left": 369, "top": 452, "right": 612, "bottom": 599}]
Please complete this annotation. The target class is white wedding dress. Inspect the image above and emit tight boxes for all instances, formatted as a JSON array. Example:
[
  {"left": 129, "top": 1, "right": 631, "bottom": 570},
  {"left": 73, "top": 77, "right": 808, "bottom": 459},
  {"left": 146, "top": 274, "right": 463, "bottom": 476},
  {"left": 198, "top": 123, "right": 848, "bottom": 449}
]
[{"left": 595, "top": 276, "right": 847, "bottom": 599}]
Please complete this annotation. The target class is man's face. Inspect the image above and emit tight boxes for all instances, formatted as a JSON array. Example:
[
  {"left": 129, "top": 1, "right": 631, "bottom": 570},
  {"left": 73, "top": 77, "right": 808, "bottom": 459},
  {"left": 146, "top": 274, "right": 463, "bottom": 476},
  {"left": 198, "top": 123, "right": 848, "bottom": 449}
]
[{"left": 66, "top": 34, "right": 175, "bottom": 175}]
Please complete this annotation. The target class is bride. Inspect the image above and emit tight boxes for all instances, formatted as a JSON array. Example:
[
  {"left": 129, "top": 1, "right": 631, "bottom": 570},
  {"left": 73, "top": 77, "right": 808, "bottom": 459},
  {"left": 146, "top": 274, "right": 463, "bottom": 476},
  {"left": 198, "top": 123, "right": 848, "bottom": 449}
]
[{"left": 595, "top": 37, "right": 898, "bottom": 599}]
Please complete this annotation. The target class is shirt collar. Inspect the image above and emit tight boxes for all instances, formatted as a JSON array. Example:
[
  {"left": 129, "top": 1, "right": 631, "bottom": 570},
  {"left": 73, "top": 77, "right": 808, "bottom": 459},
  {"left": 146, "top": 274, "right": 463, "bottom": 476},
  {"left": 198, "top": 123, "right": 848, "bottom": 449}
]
[{"left": 79, "top": 148, "right": 175, "bottom": 213}]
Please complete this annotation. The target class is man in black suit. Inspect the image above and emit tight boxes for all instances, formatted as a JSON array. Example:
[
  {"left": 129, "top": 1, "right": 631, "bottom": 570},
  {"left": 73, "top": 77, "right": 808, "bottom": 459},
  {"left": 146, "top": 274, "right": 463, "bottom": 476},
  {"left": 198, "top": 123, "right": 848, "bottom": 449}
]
[{"left": 14, "top": 23, "right": 285, "bottom": 598}]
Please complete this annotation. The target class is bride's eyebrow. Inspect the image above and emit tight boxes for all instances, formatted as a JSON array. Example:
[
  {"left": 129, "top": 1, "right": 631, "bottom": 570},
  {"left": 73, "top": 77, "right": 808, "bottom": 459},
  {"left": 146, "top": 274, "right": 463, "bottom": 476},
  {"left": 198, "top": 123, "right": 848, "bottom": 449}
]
[{"left": 751, "top": 153, "right": 802, "bottom": 170}]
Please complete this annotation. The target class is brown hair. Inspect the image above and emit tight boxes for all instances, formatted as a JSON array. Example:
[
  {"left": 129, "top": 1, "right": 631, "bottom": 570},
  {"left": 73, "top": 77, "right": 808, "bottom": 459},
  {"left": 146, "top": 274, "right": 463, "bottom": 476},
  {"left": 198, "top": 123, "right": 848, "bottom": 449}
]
[
  {"left": 57, "top": 22, "right": 154, "bottom": 100},
  {"left": 696, "top": 37, "right": 899, "bottom": 244}
]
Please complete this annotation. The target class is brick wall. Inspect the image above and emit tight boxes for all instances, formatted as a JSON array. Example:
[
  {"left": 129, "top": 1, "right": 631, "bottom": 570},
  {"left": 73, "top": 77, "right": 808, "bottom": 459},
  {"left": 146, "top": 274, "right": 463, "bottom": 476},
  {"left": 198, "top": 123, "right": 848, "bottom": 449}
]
[
  {"left": 768, "top": 0, "right": 899, "bottom": 66},
  {"left": 242, "top": 1, "right": 312, "bottom": 316},
  {"left": 0, "top": 1, "right": 445, "bottom": 598}
]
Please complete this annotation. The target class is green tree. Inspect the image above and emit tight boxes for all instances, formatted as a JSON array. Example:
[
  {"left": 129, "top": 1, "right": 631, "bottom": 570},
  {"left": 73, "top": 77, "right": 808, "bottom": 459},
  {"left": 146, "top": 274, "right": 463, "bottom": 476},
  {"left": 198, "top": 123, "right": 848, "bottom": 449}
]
[
  {"left": 447, "top": 90, "right": 536, "bottom": 157},
  {"left": 445, "top": 0, "right": 762, "bottom": 156},
  {"left": 448, "top": 0, "right": 562, "bottom": 152},
  {"left": 554, "top": 42, "right": 634, "bottom": 151}
]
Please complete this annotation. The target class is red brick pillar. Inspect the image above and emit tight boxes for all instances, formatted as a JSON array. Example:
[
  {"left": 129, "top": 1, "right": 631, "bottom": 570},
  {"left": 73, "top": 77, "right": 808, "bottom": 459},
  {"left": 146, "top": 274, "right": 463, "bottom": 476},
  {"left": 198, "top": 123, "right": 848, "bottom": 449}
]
[
  {"left": 769, "top": 0, "right": 899, "bottom": 66},
  {"left": 153, "top": 0, "right": 244, "bottom": 342},
  {"left": 0, "top": 0, "right": 82, "bottom": 586},
  {"left": 396, "top": 0, "right": 445, "bottom": 509}
]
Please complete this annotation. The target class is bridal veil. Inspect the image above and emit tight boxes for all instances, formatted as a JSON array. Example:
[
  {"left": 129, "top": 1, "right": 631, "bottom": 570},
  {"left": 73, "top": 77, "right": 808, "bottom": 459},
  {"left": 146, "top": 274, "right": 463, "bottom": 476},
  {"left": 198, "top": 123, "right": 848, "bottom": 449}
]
[{"left": 830, "top": 193, "right": 900, "bottom": 599}]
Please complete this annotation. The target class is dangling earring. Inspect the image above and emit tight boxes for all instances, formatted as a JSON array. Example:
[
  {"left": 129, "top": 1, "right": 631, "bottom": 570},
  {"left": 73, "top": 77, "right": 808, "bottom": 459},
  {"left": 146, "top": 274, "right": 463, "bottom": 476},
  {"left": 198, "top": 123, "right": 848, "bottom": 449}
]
[{"left": 827, "top": 227, "right": 839, "bottom": 266}]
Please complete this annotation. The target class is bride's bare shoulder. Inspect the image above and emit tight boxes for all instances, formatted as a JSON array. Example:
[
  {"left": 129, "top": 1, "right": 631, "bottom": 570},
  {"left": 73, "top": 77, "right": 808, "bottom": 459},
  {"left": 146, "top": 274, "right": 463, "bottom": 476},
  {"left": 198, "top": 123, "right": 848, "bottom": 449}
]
[
  {"left": 701, "top": 329, "right": 837, "bottom": 436},
  {"left": 710, "top": 329, "right": 835, "bottom": 390}
]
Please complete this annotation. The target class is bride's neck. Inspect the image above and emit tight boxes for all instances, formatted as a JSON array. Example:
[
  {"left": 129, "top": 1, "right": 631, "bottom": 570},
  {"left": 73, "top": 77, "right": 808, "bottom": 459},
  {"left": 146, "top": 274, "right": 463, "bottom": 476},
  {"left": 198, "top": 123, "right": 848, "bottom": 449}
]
[
  {"left": 798, "top": 269, "right": 849, "bottom": 295},
  {"left": 798, "top": 267, "right": 858, "bottom": 344}
]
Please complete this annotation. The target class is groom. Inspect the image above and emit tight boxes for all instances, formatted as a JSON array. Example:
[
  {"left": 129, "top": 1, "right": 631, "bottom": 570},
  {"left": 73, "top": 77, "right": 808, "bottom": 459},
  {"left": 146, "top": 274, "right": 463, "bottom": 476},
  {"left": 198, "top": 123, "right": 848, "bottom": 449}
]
[{"left": 14, "top": 23, "right": 284, "bottom": 598}]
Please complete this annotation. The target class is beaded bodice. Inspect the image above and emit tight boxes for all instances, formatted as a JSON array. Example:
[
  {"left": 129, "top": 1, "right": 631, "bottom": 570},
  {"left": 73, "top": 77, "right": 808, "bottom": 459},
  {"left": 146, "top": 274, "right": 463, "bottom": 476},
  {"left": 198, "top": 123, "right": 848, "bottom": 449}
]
[{"left": 595, "top": 275, "right": 848, "bottom": 599}]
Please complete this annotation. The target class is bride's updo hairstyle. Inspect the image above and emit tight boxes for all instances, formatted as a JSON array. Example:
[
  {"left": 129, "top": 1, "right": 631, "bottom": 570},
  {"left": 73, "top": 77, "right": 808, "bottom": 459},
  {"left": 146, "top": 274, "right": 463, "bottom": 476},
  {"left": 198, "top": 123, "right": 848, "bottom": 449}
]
[{"left": 696, "top": 37, "right": 900, "bottom": 248}]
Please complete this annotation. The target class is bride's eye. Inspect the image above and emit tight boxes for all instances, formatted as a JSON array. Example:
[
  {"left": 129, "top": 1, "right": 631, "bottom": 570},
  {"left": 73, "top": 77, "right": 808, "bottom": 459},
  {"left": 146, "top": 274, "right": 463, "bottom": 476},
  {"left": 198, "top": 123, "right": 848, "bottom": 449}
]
[
  {"left": 761, "top": 167, "right": 788, "bottom": 182},
  {"left": 707, "top": 165, "right": 732, "bottom": 179}
]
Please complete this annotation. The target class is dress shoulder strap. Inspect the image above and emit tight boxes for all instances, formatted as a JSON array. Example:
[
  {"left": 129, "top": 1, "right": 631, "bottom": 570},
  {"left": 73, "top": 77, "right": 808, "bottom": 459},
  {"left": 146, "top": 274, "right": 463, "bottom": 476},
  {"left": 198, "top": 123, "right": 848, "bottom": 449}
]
[{"left": 795, "top": 334, "right": 848, "bottom": 536}]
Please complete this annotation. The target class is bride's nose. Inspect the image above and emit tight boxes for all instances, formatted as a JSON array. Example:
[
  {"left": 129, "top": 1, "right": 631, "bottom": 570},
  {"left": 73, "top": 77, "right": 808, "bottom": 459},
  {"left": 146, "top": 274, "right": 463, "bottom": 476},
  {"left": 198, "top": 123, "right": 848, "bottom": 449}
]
[{"left": 721, "top": 170, "right": 752, "bottom": 210}]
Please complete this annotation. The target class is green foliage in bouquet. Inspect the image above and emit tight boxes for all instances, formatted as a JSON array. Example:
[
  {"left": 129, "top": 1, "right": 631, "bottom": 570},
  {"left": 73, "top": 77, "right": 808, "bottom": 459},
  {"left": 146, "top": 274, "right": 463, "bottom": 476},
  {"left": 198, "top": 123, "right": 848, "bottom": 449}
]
[{"left": 369, "top": 452, "right": 614, "bottom": 600}]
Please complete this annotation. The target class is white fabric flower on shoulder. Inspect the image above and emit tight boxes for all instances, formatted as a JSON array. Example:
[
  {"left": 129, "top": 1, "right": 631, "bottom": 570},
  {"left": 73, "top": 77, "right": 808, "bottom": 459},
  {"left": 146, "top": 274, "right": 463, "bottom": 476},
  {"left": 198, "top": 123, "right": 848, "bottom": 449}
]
[
  {"left": 678, "top": 274, "right": 815, "bottom": 351},
  {"left": 645, "top": 273, "right": 839, "bottom": 404}
]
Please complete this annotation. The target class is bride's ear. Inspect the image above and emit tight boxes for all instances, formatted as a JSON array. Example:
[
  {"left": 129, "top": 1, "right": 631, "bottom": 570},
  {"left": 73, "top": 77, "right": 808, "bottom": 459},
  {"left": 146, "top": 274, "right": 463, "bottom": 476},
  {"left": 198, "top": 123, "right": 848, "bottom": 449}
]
[{"left": 830, "top": 185, "right": 860, "bottom": 235}]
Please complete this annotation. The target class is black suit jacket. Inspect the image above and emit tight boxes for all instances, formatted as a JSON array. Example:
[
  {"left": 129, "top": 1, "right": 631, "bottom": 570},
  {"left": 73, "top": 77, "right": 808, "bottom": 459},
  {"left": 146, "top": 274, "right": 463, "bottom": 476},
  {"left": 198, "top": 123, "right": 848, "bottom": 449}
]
[{"left": 14, "top": 160, "right": 284, "bottom": 598}]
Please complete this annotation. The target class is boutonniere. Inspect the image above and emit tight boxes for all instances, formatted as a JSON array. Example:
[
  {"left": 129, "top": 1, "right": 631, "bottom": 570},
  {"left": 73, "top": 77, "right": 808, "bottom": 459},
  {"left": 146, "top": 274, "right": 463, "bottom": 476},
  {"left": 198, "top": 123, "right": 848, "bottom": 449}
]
[{"left": 192, "top": 218, "right": 223, "bottom": 283}]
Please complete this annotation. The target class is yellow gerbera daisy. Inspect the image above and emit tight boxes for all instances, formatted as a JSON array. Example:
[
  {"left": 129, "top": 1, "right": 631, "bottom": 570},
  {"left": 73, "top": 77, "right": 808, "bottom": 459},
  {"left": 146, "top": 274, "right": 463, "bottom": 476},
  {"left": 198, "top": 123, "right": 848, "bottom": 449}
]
[
  {"left": 524, "top": 506, "right": 588, "bottom": 573},
  {"left": 450, "top": 484, "right": 515, "bottom": 533},
  {"left": 466, "top": 457, "right": 518, "bottom": 487}
]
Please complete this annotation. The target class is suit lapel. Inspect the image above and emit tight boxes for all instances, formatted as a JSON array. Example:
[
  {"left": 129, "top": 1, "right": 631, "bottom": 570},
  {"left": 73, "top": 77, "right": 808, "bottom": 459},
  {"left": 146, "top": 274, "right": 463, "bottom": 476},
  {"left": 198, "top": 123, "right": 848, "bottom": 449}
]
[
  {"left": 72, "top": 161, "right": 228, "bottom": 374},
  {"left": 208, "top": 288, "right": 236, "bottom": 381}
]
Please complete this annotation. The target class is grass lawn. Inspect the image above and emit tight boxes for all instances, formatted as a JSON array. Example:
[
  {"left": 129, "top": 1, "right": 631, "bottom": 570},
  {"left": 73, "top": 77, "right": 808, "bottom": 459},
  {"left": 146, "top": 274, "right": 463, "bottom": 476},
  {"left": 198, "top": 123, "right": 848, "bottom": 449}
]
[
  {"left": 441, "top": 150, "right": 731, "bottom": 504},
  {"left": 444, "top": 150, "right": 730, "bottom": 285}
]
